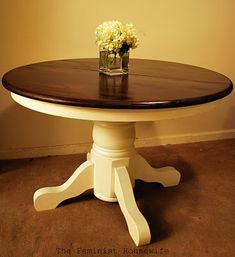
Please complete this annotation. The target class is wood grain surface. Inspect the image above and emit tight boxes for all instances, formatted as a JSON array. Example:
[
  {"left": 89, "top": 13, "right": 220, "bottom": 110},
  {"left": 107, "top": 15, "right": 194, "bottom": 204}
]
[{"left": 2, "top": 59, "right": 233, "bottom": 109}]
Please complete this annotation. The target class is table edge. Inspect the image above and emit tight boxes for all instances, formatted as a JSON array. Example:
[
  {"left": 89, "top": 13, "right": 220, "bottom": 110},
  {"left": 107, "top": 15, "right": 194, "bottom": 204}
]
[{"left": 11, "top": 92, "right": 223, "bottom": 122}]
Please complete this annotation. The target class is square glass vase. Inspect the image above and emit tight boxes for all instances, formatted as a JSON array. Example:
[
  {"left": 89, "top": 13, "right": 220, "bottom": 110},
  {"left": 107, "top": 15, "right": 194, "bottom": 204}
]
[{"left": 99, "top": 50, "right": 129, "bottom": 76}]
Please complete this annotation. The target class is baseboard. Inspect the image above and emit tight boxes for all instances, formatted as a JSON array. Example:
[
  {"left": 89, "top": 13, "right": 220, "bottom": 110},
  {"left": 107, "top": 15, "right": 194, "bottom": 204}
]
[
  {"left": 1, "top": 129, "right": 235, "bottom": 160},
  {"left": 0, "top": 142, "right": 92, "bottom": 160},
  {"left": 135, "top": 129, "right": 235, "bottom": 148}
]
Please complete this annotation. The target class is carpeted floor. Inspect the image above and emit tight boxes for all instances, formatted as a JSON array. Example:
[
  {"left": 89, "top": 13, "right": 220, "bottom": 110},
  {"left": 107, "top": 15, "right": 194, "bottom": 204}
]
[{"left": 0, "top": 139, "right": 235, "bottom": 257}]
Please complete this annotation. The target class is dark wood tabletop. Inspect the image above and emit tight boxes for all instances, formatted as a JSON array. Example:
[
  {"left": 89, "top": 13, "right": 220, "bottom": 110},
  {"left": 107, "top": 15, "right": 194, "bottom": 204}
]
[{"left": 2, "top": 59, "right": 233, "bottom": 109}]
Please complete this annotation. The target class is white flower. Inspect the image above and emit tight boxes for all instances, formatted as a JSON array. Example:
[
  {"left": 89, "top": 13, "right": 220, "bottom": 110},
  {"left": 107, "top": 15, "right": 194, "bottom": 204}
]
[{"left": 95, "top": 20, "right": 139, "bottom": 55}]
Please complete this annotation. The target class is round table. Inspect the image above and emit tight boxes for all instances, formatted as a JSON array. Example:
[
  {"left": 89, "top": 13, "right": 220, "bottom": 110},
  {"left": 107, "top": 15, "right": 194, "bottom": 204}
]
[{"left": 2, "top": 59, "right": 233, "bottom": 246}]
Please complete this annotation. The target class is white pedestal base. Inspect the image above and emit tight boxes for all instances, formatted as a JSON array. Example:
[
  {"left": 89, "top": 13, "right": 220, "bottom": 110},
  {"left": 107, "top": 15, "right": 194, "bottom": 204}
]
[{"left": 33, "top": 122, "right": 180, "bottom": 246}]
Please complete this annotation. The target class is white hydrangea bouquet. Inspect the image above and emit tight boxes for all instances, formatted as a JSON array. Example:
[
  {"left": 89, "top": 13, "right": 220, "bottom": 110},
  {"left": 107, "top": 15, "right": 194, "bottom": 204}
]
[{"left": 95, "top": 20, "right": 139, "bottom": 75}]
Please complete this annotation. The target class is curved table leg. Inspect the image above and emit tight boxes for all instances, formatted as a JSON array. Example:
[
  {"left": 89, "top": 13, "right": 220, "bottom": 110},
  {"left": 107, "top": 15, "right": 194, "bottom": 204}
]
[
  {"left": 114, "top": 166, "right": 151, "bottom": 246},
  {"left": 33, "top": 160, "right": 94, "bottom": 211},
  {"left": 132, "top": 154, "right": 181, "bottom": 187},
  {"left": 32, "top": 121, "right": 180, "bottom": 246}
]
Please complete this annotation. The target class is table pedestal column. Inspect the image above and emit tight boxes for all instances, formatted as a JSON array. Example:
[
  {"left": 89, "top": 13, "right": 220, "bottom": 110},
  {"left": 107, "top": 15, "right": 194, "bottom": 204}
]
[
  {"left": 33, "top": 121, "right": 180, "bottom": 246},
  {"left": 91, "top": 121, "right": 136, "bottom": 202}
]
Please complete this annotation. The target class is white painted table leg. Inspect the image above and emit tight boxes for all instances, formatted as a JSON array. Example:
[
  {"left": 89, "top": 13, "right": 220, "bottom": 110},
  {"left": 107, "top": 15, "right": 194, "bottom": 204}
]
[
  {"left": 33, "top": 160, "right": 94, "bottom": 211},
  {"left": 114, "top": 166, "right": 151, "bottom": 246},
  {"left": 132, "top": 154, "right": 181, "bottom": 187},
  {"left": 33, "top": 121, "right": 181, "bottom": 246}
]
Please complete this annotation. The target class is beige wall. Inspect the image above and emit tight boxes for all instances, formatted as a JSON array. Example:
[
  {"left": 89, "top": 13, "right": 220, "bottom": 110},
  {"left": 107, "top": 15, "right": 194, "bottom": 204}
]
[{"left": 1, "top": 0, "right": 235, "bottom": 159}]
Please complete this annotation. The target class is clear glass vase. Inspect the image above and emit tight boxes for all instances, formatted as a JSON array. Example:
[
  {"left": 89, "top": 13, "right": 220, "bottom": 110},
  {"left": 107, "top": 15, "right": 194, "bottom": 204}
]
[{"left": 99, "top": 50, "right": 129, "bottom": 76}]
